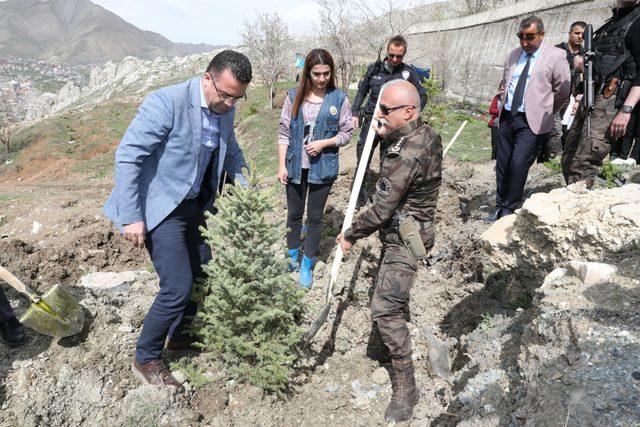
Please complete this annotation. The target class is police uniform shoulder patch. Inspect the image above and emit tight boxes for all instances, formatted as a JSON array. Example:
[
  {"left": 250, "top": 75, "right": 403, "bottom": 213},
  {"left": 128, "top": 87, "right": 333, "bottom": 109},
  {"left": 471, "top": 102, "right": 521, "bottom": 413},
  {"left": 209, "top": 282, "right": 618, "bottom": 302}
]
[
  {"left": 376, "top": 177, "right": 392, "bottom": 197},
  {"left": 402, "top": 70, "right": 410, "bottom": 80},
  {"left": 388, "top": 137, "right": 406, "bottom": 154},
  {"left": 330, "top": 105, "right": 338, "bottom": 116}
]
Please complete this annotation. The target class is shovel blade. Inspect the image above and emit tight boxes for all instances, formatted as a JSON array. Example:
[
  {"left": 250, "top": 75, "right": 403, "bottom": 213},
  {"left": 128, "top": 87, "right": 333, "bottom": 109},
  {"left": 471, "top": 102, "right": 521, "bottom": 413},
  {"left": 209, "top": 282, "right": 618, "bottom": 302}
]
[
  {"left": 304, "top": 302, "right": 332, "bottom": 347},
  {"left": 20, "top": 285, "right": 85, "bottom": 338}
]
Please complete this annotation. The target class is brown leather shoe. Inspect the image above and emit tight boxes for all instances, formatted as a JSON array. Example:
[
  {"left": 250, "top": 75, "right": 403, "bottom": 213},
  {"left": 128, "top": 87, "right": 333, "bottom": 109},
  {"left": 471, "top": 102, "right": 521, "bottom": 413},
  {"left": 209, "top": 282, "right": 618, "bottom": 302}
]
[{"left": 132, "top": 359, "right": 183, "bottom": 390}]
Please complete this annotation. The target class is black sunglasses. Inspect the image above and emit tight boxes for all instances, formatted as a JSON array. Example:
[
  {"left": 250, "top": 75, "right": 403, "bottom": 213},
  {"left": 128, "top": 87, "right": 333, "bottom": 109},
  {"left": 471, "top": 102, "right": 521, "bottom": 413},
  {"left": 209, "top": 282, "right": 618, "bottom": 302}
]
[
  {"left": 379, "top": 104, "right": 415, "bottom": 115},
  {"left": 516, "top": 31, "right": 540, "bottom": 41},
  {"left": 387, "top": 53, "right": 404, "bottom": 59}
]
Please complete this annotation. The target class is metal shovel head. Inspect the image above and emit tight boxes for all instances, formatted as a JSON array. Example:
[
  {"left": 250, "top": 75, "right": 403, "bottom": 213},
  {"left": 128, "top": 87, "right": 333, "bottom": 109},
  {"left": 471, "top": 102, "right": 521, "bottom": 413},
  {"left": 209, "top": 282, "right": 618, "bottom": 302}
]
[
  {"left": 304, "top": 302, "right": 332, "bottom": 347},
  {"left": 20, "top": 285, "right": 85, "bottom": 338}
]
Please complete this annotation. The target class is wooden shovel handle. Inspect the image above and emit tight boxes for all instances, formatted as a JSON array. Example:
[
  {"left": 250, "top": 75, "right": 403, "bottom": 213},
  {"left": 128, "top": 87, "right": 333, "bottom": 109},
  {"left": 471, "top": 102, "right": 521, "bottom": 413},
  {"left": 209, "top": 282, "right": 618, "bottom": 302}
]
[{"left": 0, "top": 266, "right": 40, "bottom": 303}]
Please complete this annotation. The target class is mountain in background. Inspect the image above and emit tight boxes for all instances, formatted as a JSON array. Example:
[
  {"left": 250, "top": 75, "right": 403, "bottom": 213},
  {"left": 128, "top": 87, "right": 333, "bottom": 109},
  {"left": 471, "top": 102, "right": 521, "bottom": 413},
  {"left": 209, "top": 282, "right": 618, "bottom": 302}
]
[{"left": 0, "top": 0, "right": 223, "bottom": 63}]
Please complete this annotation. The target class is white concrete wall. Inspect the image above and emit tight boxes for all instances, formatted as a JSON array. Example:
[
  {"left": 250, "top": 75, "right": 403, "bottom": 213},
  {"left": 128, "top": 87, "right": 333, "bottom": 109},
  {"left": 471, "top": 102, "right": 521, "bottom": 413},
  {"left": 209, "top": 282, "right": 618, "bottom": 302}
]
[{"left": 405, "top": 0, "right": 613, "bottom": 103}]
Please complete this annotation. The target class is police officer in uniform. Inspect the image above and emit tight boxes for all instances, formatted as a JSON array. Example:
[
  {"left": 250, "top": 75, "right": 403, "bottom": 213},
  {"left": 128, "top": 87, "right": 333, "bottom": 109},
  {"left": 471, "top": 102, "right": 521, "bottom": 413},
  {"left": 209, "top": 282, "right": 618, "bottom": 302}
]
[
  {"left": 351, "top": 35, "right": 428, "bottom": 204},
  {"left": 337, "top": 80, "right": 442, "bottom": 422},
  {"left": 563, "top": 0, "right": 640, "bottom": 185}
]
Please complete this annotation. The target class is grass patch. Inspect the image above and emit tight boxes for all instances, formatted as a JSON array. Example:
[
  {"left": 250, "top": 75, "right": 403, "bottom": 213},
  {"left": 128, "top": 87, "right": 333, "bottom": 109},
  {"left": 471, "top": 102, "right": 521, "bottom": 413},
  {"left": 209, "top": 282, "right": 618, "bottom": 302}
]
[
  {"left": 0, "top": 193, "right": 21, "bottom": 203},
  {"left": 6, "top": 101, "right": 137, "bottom": 179},
  {"left": 479, "top": 312, "right": 495, "bottom": 332},
  {"left": 600, "top": 162, "right": 625, "bottom": 188},
  {"left": 543, "top": 158, "right": 562, "bottom": 172},
  {"left": 430, "top": 110, "right": 491, "bottom": 162}
]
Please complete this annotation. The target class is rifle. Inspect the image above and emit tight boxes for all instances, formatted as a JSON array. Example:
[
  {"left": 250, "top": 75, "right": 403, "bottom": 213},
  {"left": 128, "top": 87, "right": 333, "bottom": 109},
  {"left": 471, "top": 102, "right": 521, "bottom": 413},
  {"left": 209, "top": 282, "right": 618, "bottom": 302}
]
[{"left": 583, "top": 24, "right": 595, "bottom": 137}]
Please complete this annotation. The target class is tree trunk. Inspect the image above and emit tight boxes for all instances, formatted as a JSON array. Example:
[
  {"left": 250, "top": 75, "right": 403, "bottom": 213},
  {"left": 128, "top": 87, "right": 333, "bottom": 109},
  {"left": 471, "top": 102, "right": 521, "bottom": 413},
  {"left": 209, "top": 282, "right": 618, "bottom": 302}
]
[{"left": 269, "top": 83, "right": 275, "bottom": 109}]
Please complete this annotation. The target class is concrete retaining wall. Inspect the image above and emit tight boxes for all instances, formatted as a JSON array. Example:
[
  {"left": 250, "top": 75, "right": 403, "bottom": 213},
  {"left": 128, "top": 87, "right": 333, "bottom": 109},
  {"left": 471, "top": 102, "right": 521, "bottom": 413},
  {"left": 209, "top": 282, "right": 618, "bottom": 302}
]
[{"left": 405, "top": 0, "right": 613, "bottom": 103}]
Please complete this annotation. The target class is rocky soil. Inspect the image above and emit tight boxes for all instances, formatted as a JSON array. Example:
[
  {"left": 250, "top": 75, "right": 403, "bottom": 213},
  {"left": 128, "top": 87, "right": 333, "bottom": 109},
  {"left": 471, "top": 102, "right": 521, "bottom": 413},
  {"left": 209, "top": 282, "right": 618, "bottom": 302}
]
[{"left": 1, "top": 148, "right": 639, "bottom": 426}]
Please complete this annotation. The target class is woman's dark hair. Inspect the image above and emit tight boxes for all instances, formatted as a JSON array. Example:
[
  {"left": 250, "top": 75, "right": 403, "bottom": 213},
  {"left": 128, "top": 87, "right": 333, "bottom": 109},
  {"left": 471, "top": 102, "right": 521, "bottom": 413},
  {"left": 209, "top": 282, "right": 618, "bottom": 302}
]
[{"left": 291, "top": 49, "right": 336, "bottom": 118}]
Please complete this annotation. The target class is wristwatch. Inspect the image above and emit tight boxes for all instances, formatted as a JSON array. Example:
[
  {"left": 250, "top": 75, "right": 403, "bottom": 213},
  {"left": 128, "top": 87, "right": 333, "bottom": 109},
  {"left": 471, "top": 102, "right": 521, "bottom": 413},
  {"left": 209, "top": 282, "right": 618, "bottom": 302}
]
[{"left": 621, "top": 104, "right": 634, "bottom": 114}]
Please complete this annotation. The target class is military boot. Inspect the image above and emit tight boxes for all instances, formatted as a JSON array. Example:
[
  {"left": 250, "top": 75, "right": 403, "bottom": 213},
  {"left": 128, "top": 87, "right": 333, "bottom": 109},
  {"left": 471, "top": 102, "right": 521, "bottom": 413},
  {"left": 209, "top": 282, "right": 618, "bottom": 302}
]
[{"left": 384, "top": 358, "right": 418, "bottom": 422}]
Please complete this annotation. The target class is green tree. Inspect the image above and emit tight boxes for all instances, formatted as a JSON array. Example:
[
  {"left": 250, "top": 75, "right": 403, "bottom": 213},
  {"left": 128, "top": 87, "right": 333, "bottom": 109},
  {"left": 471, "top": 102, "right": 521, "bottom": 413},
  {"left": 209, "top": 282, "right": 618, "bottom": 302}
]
[{"left": 195, "top": 165, "right": 305, "bottom": 394}]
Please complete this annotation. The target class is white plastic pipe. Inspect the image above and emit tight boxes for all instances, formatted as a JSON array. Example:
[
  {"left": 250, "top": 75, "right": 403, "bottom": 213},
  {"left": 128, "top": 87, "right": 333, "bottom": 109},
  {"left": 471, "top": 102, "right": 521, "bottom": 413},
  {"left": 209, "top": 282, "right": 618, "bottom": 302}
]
[
  {"left": 442, "top": 120, "right": 467, "bottom": 158},
  {"left": 324, "top": 93, "right": 383, "bottom": 304}
]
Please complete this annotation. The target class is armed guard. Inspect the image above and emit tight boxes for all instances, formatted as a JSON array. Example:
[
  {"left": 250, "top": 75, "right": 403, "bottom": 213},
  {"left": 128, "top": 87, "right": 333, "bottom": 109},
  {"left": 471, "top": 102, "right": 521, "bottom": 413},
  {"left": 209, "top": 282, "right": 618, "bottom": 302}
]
[
  {"left": 562, "top": 0, "right": 640, "bottom": 185},
  {"left": 351, "top": 35, "right": 428, "bottom": 204},
  {"left": 337, "top": 80, "right": 442, "bottom": 422}
]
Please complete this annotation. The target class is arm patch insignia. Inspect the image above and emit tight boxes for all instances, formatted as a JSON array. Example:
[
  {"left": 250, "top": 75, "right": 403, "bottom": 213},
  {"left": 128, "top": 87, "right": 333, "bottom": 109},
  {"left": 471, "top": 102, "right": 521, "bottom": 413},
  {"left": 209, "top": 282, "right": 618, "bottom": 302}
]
[{"left": 376, "top": 177, "right": 392, "bottom": 197}]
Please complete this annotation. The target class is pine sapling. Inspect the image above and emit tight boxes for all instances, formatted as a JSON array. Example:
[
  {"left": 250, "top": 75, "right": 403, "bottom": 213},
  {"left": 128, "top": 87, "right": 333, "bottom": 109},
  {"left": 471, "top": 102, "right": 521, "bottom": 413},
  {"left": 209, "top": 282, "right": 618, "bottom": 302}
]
[{"left": 195, "top": 165, "right": 305, "bottom": 394}]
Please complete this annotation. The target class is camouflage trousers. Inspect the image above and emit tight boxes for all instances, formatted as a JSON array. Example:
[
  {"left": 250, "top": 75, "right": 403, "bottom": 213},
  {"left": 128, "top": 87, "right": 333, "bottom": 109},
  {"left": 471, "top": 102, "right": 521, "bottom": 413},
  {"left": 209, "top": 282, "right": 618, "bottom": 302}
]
[
  {"left": 562, "top": 94, "right": 616, "bottom": 185},
  {"left": 371, "top": 228, "right": 434, "bottom": 359}
]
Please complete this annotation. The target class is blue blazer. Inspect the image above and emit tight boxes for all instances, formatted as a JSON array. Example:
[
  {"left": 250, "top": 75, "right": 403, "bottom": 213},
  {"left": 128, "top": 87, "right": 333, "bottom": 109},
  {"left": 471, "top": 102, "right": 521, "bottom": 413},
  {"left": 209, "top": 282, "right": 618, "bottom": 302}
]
[{"left": 103, "top": 77, "right": 247, "bottom": 232}]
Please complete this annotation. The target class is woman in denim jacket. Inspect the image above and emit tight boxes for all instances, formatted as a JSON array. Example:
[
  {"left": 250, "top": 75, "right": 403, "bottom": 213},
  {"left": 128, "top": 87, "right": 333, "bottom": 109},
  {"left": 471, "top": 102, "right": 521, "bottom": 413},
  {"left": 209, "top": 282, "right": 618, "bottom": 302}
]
[{"left": 277, "top": 49, "right": 354, "bottom": 288}]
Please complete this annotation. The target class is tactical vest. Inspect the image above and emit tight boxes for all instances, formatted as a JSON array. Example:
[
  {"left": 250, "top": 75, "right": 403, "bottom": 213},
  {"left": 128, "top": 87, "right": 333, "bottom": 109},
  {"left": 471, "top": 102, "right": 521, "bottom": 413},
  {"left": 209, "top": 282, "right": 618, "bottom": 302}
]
[{"left": 594, "top": 6, "right": 640, "bottom": 85}]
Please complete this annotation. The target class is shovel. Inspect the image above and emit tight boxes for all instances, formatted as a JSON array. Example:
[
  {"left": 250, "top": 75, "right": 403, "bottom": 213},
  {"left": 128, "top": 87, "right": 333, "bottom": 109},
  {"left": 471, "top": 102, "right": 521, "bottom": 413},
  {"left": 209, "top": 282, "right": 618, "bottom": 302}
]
[
  {"left": 0, "top": 265, "right": 85, "bottom": 338},
  {"left": 304, "top": 91, "right": 385, "bottom": 346}
]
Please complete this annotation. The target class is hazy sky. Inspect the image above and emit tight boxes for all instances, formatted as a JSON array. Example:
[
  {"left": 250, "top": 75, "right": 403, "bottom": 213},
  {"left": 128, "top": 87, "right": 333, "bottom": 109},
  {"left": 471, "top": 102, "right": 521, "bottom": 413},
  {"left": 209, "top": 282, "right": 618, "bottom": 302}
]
[
  {"left": 90, "top": 0, "right": 425, "bottom": 46},
  {"left": 91, "top": 0, "right": 323, "bottom": 46}
]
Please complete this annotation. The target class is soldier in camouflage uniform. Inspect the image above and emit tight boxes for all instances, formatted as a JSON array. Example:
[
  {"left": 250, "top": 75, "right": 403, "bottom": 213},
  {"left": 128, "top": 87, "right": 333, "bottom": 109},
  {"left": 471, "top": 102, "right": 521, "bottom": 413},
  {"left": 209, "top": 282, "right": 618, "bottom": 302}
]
[
  {"left": 562, "top": 1, "right": 640, "bottom": 185},
  {"left": 337, "top": 80, "right": 442, "bottom": 422}
]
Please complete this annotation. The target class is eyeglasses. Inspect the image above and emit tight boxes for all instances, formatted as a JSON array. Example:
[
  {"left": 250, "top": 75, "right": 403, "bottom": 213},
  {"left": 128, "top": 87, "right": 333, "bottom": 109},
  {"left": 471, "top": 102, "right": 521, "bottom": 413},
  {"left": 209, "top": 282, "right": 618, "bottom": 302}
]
[
  {"left": 379, "top": 104, "right": 415, "bottom": 115},
  {"left": 516, "top": 31, "right": 540, "bottom": 41},
  {"left": 387, "top": 53, "right": 404, "bottom": 60},
  {"left": 208, "top": 73, "right": 246, "bottom": 102}
]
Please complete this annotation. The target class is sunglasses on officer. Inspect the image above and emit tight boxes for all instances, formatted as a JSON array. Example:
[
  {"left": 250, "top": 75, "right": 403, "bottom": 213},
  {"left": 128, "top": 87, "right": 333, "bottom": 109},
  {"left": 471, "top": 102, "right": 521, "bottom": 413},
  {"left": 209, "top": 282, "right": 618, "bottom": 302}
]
[
  {"left": 379, "top": 104, "right": 416, "bottom": 115},
  {"left": 516, "top": 31, "right": 541, "bottom": 41},
  {"left": 387, "top": 53, "right": 404, "bottom": 60}
]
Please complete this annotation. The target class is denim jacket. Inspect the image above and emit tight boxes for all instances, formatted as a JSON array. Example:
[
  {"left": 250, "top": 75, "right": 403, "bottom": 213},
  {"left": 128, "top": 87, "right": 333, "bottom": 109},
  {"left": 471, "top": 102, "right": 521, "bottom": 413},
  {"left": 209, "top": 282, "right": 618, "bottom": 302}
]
[{"left": 286, "top": 88, "right": 346, "bottom": 184}]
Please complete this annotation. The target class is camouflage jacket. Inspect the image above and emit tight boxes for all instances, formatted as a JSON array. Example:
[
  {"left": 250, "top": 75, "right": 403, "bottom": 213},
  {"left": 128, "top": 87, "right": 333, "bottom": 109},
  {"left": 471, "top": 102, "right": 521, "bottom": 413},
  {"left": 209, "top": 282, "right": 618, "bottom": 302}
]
[{"left": 344, "top": 117, "right": 442, "bottom": 243}]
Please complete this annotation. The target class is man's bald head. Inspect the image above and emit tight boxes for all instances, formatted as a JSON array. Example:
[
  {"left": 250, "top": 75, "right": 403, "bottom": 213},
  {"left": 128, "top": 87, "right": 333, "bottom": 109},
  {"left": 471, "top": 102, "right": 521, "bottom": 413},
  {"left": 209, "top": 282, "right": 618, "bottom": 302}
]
[
  {"left": 374, "top": 80, "right": 421, "bottom": 137},
  {"left": 382, "top": 80, "right": 421, "bottom": 113}
]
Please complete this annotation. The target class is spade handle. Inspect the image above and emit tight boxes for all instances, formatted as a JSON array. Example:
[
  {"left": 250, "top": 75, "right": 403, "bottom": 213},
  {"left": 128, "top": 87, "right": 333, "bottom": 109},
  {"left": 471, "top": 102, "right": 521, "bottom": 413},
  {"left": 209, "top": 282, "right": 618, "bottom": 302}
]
[{"left": 0, "top": 266, "right": 41, "bottom": 303}]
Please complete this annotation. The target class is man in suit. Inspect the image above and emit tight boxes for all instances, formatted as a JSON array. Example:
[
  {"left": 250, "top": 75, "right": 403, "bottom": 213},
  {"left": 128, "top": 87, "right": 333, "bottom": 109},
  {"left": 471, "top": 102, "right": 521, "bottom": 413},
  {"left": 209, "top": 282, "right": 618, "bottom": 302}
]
[
  {"left": 488, "top": 16, "right": 570, "bottom": 221},
  {"left": 104, "top": 50, "right": 251, "bottom": 389}
]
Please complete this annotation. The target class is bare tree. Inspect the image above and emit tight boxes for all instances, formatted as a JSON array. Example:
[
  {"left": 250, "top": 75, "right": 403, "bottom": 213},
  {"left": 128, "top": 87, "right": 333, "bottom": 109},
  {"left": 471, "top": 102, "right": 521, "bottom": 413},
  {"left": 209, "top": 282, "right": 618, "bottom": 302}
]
[
  {"left": 432, "top": 33, "right": 453, "bottom": 91},
  {"left": 241, "top": 13, "right": 291, "bottom": 109},
  {"left": 458, "top": 47, "right": 482, "bottom": 104},
  {"left": 315, "top": 0, "right": 361, "bottom": 91},
  {"left": 0, "top": 116, "right": 12, "bottom": 163},
  {"left": 356, "top": 0, "right": 425, "bottom": 52},
  {"left": 446, "top": 0, "right": 491, "bottom": 16},
  {"left": 463, "top": 0, "right": 489, "bottom": 14}
]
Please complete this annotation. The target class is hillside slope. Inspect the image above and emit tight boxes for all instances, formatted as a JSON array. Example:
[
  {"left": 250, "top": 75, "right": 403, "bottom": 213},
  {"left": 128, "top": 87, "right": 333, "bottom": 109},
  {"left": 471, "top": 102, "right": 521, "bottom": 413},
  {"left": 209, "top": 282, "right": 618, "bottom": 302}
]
[{"left": 0, "top": 0, "right": 219, "bottom": 63}]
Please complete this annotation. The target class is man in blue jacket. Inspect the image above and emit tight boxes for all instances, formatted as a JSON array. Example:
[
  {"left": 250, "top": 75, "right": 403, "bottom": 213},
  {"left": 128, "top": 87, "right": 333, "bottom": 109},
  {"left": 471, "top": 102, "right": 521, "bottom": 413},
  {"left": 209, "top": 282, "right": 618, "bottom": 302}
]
[{"left": 104, "top": 50, "right": 251, "bottom": 389}]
